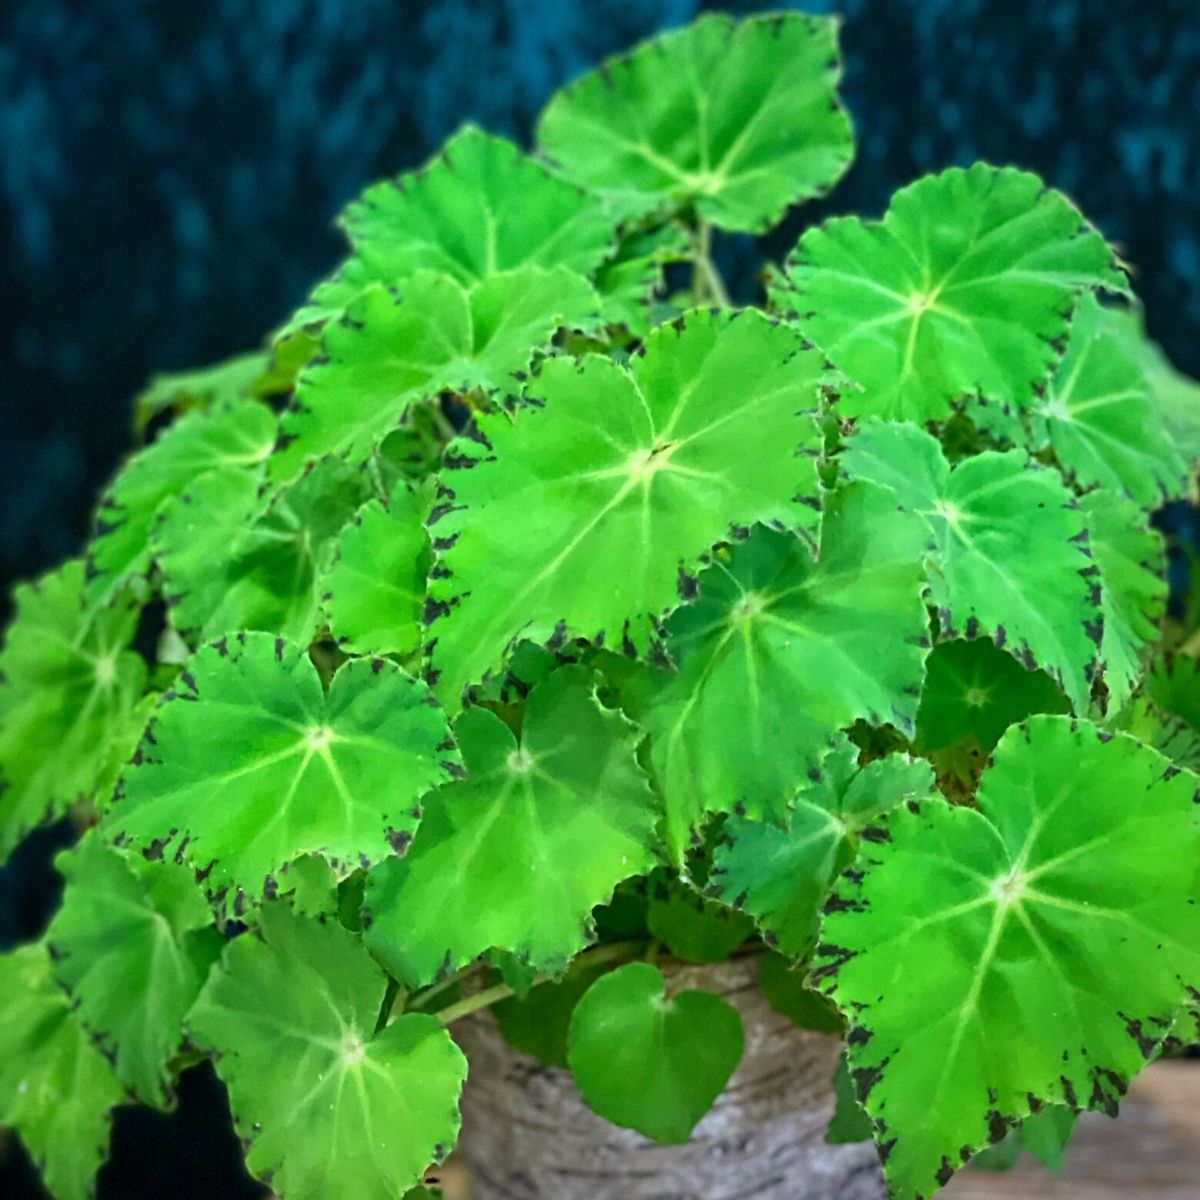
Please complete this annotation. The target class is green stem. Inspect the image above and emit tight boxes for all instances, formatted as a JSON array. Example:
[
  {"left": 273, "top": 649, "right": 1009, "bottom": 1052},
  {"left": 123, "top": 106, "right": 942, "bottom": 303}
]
[
  {"left": 691, "top": 221, "right": 731, "bottom": 308},
  {"left": 426, "top": 939, "right": 648, "bottom": 1027},
  {"left": 406, "top": 962, "right": 482, "bottom": 1013}
]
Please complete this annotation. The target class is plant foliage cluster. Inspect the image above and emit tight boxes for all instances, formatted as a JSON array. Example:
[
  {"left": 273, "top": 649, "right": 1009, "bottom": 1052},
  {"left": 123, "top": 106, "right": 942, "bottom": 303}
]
[{"left": 3, "top": 11, "right": 1200, "bottom": 1200}]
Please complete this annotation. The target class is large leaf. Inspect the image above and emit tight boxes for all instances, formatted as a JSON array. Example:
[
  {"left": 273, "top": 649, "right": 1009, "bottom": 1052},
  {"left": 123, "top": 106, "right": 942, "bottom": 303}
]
[
  {"left": 104, "top": 632, "right": 458, "bottom": 914},
  {"left": 45, "top": 833, "right": 221, "bottom": 1106},
  {"left": 537, "top": 13, "right": 853, "bottom": 233},
  {"left": 270, "top": 268, "right": 599, "bottom": 484},
  {"left": 188, "top": 906, "right": 467, "bottom": 1200},
  {"left": 0, "top": 560, "right": 148, "bottom": 860},
  {"left": 1030, "top": 293, "right": 1187, "bottom": 505},
  {"left": 566, "top": 961, "right": 744, "bottom": 1143},
  {"left": 294, "top": 124, "right": 617, "bottom": 329},
  {"left": 774, "top": 164, "right": 1125, "bottom": 425},
  {"left": 710, "top": 737, "right": 936, "bottom": 958},
  {"left": 364, "top": 666, "right": 660, "bottom": 985},
  {"left": 813, "top": 716, "right": 1200, "bottom": 1200},
  {"left": 87, "top": 400, "right": 277, "bottom": 604},
  {"left": 1081, "top": 490, "right": 1166, "bottom": 712},
  {"left": 0, "top": 943, "right": 124, "bottom": 1200},
  {"left": 154, "top": 457, "right": 370, "bottom": 645},
  {"left": 321, "top": 478, "right": 431, "bottom": 658},
  {"left": 843, "top": 420, "right": 1099, "bottom": 709},
  {"left": 426, "top": 307, "right": 829, "bottom": 709},
  {"left": 914, "top": 638, "right": 1068, "bottom": 754},
  {"left": 642, "top": 481, "right": 930, "bottom": 855}
]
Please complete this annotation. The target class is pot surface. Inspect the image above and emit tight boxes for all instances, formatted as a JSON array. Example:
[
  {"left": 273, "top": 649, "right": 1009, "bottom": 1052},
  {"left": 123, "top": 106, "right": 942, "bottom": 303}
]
[{"left": 454, "top": 955, "right": 885, "bottom": 1200}]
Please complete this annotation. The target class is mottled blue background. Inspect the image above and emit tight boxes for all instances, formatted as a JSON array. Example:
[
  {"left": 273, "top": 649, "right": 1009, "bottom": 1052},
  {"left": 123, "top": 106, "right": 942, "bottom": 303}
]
[{"left": 1, "top": 1, "right": 1198, "bottom": 1195}]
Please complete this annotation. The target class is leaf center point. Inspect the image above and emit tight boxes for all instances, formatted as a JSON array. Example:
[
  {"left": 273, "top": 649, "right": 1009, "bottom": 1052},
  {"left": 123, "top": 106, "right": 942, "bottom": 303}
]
[
  {"left": 989, "top": 868, "right": 1029, "bottom": 906},
  {"left": 506, "top": 748, "right": 536, "bottom": 775}
]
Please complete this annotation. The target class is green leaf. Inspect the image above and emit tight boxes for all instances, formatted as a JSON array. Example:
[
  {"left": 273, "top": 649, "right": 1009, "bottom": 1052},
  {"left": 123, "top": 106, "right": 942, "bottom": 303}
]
[
  {"left": 646, "top": 886, "right": 755, "bottom": 964},
  {"left": 426, "top": 307, "right": 829, "bottom": 710},
  {"left": 1105, "top": 305, "right": 1200, "bottom": 470},
  {"left": 0, "top": 560, "right": 148, "bottom": 860},
  {"left": 567, "top": 961, "right": 744, "bottom": 1143},
  {"left": 364, "top": 666, "right": 660, "bottom": 985},
  {"left": 843, "top": 420, "right": 1100, "bottom": 709},
  {"left": 270, "top": 268, "right": 599, "bottom": 484},
  {"left": 45, "top": 832, "right": 221, "bottom": 1105},
  {"left": 277, "top": 853, "right": 341, "bottom": 917},
  {"left": 154, "top": 457, "right": 371, "bottom": 645},
  {"left": 915, "top": 637, "right": 1068, "bottom": 754},
  {"left": 594, "top": 224, "right": 690, "bottom": 337},
  {"left": 104, "top": 631, "right": 458, "bottom": 914},
  {"left": 88, "top": 401, "right": 277, "bottom": 604},
  {"left": 710, "top": 738, "right": 936, "bottom": 958},
  {"left": 321, "top": 478, "right": 431, "bottom": 658},
  {"left": 1080, "top": 490, "right": 1166, "bottom": 712},
  {"left": 537, "top": 13, "right": 853, "bottom": 233},
  {"left": 1147, "top": 656, "right": 1200, "bottom": 734},
  {"left": 334, "top": 124, "right": 616, "bottom": 289},
  {"left": 0, "top": 943, "right": 124, "bottom": 1200},
  {"left": 132, "top": 349, "right": 270, "bottom": 437},
  {"left": 493, "top": 965, "right": 606, "bottom": 1069},
  {"left": 775, "top": 164, "right": 1125, "bottom": 425},
  {"left": 188, "top": 906, "right": 467, "bottom": 1200},
  {"left": 758, "top": 951, "right": 843, "bottom": 1035},
  {"left": 813, "top": 716, "right": 1200, "bottom": 1200},
  {"left": 1030, "top": 294, "right": 1187, "bottom": 505},
  {"left": 641, "top": 481, "right": 930, "bottom": 854},
  {"left": 827, "top": 1054, "right": 873, "bottom": 1144}
]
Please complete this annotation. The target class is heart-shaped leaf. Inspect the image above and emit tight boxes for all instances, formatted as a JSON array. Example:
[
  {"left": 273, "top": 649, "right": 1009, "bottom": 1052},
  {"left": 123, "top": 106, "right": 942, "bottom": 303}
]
[
  {"left": 641, "top": 481, "right": 930, "bottom": 854},
  {"left": 567, "top": 961, "right": 744, "bottom": 1143},
  {"left": 773, "top": 164, "right": 1125, "bottom": 425},
  {"left": 104, "top": 631, "right": 458, "bottom": 914},
  {"left": 0, "top": 560, "right": 148, "bottom": 861},
  {"left": 46, "top": 832, "right": 221, "bottom": 1105},
  {"left": 364, "top": 666, "right": 660, "bottom": 984},
  {"left": 538, "top": 13, "right": 853, "bottom": 233},
  {"left": 813, "top": 716, "right": 1200, "bottom": 1199},
  {"left": 843, "top": 420, "right": 1100, "bottom": 709},
  {"left": 188, "top": 906, "right": 467, "bottom": 1200},
  {"left": 426, "top": 307, "right": 829, "bottom": 710}
]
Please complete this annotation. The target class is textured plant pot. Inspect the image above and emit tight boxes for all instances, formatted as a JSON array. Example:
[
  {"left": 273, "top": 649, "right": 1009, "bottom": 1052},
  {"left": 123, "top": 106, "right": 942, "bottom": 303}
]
[{"left": 453, "top": 956, "right": 885, "bottom": 1200}]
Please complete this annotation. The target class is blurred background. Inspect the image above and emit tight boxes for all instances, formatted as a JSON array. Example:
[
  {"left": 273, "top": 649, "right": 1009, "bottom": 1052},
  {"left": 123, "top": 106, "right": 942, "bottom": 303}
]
[{"left": 1, "top": 0, "right": 1198, "bottom": 1196}]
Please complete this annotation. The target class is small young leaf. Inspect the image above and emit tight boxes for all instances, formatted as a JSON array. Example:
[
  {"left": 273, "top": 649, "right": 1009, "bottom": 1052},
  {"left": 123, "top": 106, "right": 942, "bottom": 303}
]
[
  {"left": 0, "top": 943, "right": 124, "bottom": 1200},
  {"left": 364, "top": 666, "right": 659, "bottom": 985},
  {"left": 593, "top": 224, "right": 690, "bottom": 336},
  {"left": 1080, "top": 489, "right": 1166, "bottom": 711},
  {"left": 843, "top": 420, "right": 1100, "bottom": 708},
  {"left": 270, "top": 268, "right": 599, "bottom": 483},
  {"left": 915, "top": 638, "right": 1068, "bottom": 754},
  {"left": 46, "top": 832, "right": 221, "bottom": 1105},
  {"left": 567, "top": 961, "right": 744, "bottom": 1143},
  {"left": 88, "top": 400, "right": 277, "bottom": 604},
  {"left": 814, "top": 716, "right": 1200, "bottom": 1200},
  {"left": 758, "top": 951, "right": 843, "bottom": 1035},
  {"left": 775, "top": 164, "right": 1125, "bottom": 425},
  {"left": 827, "top": 1054, "right": 873, "bottom": 1144},
  {"left": 321, "top": 478, "right": 431, "bottom": 658},
  {"left": 642, "top": 481, "right": 930, "bottom": 853},
  {"left": 538, "top": 13, "right": 853, "bottom": 233},
  {"left": 104, "top": 632, "right": 458, "bottom": 914},
  {"left": 1031, "top": 293, "right": 1187, "bottom": 506},
  {"left": 188, "top": 907, "right": 467, "bottom": 1200},
  {"left": 154, "top": 457, "right": 371, "bottom": 645},
  {"left": 710, "top": 738, "right": 936, "bottom": 958},
  {"left": 646, "top": 887, "right": 755, "bottom": 964},
  {"left": 0, "top": 560, "right": 148, "bottom": 861},
  {"left": 427, "top": 307, "right": 829, "bottom": 710},
  {"left": 1147, "top": 656, "right": 1200, "bottom": 734}
]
